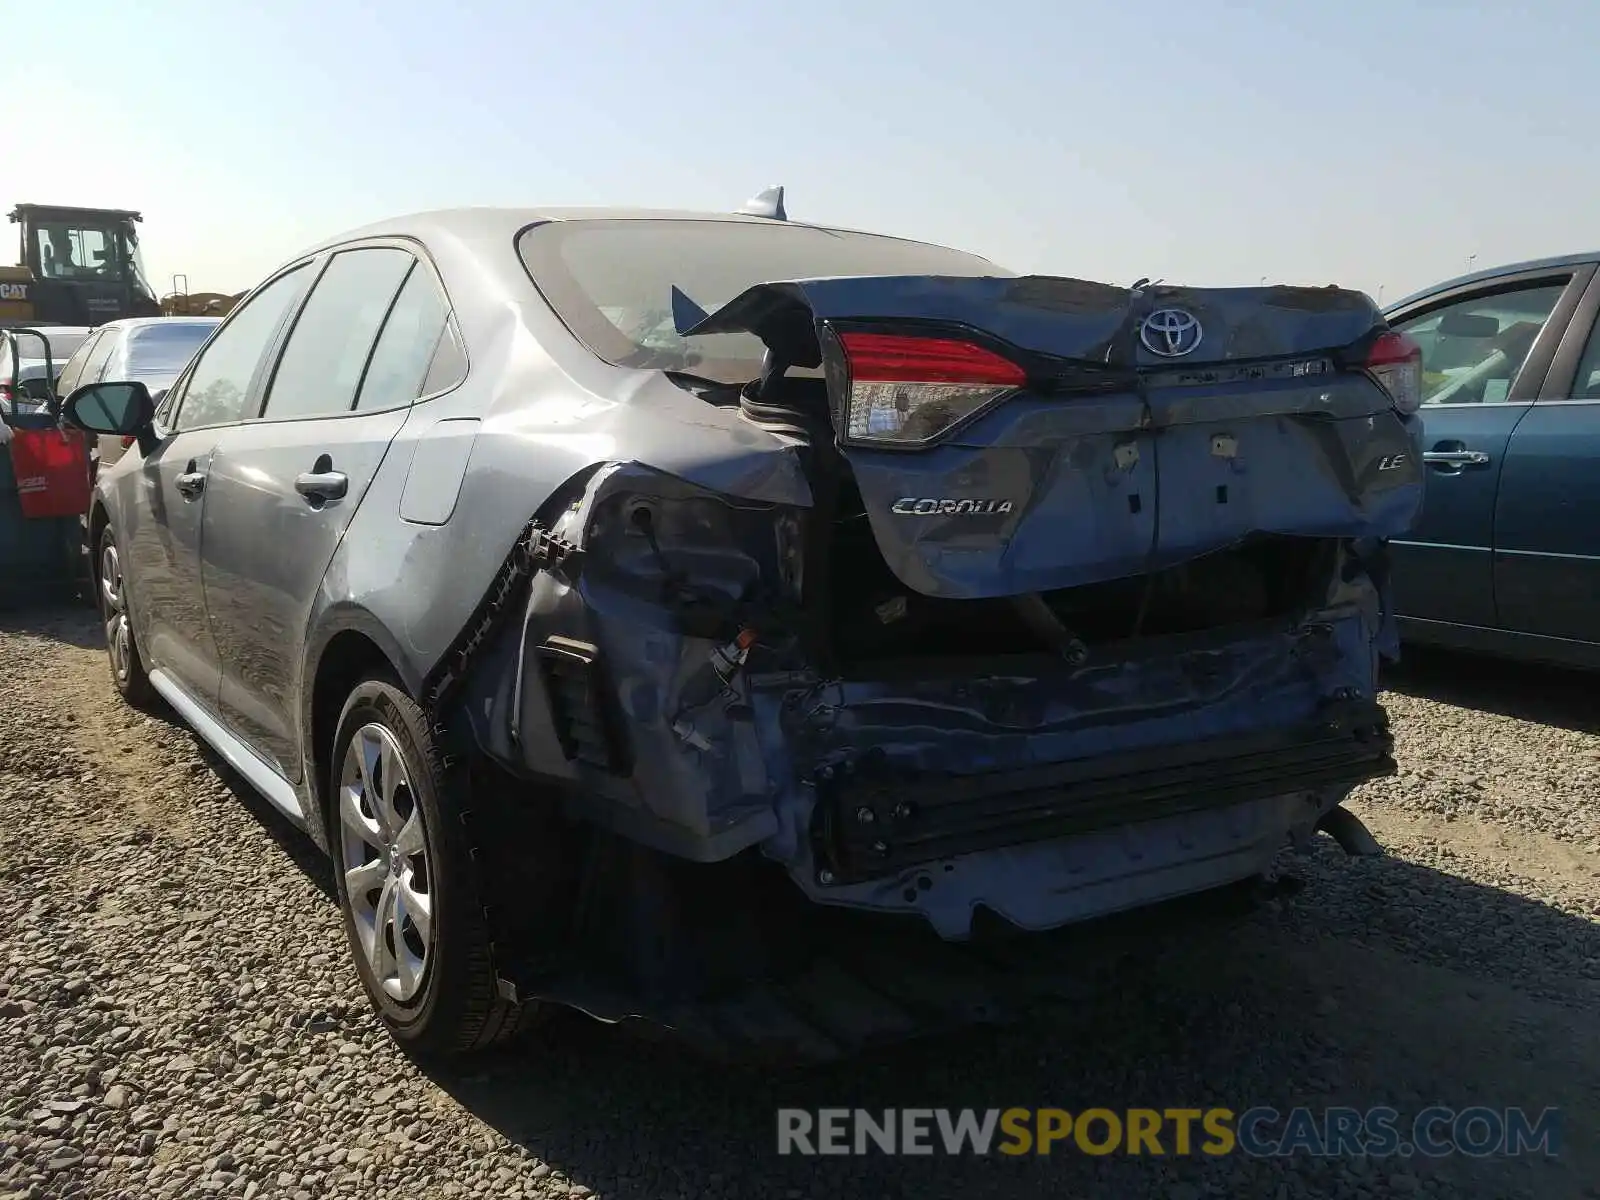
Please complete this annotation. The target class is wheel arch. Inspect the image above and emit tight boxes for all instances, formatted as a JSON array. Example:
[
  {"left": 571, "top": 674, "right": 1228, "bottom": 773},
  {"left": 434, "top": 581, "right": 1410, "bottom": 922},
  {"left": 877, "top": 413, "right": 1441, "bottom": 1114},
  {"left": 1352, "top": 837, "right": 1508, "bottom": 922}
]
[
  {"left": 301, "top": 608, "right": 419, "bottom": 854},
  {"left": 86, "top": 500, "right": 111, "bottom": 587}
]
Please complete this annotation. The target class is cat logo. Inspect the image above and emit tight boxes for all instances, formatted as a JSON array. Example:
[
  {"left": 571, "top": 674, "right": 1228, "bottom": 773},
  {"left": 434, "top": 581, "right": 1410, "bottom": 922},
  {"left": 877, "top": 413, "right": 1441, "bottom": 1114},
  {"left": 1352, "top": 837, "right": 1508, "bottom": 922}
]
[{"left": 0, "top": 282, "right": 26, "bottom": 301}]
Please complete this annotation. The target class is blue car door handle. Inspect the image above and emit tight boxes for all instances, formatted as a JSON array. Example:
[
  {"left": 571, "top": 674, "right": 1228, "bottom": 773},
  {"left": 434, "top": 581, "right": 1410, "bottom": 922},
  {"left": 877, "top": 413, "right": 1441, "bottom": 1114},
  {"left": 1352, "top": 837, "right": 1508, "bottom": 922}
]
[
  {"left": 1422, "top": 438, "right": 1490, "bottom": 473},
  {"left": 295, "top": 470, "right": 348, "bottom": 503}
]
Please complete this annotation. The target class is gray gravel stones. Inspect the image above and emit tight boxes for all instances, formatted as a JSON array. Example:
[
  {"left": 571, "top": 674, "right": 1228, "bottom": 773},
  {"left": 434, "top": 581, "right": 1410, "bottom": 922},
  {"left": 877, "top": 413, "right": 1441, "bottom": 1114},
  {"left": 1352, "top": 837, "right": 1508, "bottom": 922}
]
[{"left": 0, "top": 610, "right": 1596, "bottom": 1199}]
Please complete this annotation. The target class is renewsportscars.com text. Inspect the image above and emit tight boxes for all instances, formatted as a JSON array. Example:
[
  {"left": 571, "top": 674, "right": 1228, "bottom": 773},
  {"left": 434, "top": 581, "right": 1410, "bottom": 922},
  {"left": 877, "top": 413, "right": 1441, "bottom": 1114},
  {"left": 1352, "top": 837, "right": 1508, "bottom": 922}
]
[{"left": 775, "top": 1107, "right": 1561, "bottom": 1158}]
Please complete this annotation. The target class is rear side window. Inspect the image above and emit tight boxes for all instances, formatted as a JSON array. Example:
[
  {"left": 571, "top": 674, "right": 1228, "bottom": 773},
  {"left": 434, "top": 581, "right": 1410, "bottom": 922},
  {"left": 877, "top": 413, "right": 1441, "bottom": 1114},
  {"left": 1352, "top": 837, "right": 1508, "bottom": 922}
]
[
  {"left": 1566, "top": 310, "right": 1600, "bottom": 399},
  {"left": 173, "top": 265, "right": 311, "bottom": 431},
  {"left": 354, "top": 262, "right": 454, "bottom": 410},
  {"left": 261, "top": 247, "right": 416, "bottom": 420}
]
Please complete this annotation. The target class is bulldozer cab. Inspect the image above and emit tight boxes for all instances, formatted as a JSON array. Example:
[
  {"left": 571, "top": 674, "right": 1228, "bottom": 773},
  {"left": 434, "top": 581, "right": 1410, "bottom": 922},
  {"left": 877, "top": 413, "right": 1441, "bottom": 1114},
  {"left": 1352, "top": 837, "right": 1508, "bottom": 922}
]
[{"left": 7, "top": 204, "right": 161, "bottom": 325}]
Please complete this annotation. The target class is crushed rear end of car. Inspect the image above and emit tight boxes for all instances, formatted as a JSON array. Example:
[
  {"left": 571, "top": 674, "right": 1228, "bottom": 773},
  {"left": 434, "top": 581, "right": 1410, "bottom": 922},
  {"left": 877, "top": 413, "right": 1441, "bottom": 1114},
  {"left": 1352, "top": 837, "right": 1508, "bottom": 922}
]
[{"left": 455, "top": 274, "right": 1425, "bottom": 1056}]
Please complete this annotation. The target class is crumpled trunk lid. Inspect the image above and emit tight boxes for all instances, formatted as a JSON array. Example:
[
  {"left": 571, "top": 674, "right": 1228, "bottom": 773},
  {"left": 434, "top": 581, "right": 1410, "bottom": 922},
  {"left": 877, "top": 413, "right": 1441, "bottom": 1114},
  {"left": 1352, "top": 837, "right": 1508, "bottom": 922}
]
[{"left": 686, "top": 275, "right": 1424, "bottom": 599}]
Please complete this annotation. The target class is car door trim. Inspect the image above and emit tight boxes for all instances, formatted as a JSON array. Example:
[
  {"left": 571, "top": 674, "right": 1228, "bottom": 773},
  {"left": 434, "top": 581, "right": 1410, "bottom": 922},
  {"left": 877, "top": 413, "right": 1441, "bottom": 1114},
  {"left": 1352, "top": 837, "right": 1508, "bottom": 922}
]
[
  {"left": 1536, "top": 264, "right": 1600, "bottom": 399},
  {"left": 147, "top": 667, "right": 306, "bottom": 821}
]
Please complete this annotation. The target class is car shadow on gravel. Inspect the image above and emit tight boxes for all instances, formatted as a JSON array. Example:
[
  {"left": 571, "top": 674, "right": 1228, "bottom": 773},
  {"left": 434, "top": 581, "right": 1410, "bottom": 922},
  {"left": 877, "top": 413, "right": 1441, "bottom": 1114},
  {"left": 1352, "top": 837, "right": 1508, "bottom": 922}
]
[
  {"left": 0, "top": 600, "right": 104, "bottom": 650},
  {"left": 199, "top": 748, "right": 337, "bottom": 900},
  {"left": 135, "top": 698, "right": 339, "bottom": 900},
  {"left": 418, "top": 838, "right": 1598, "bottom": 1200},
  {"left": 1385, "top": 646, "right": 1600, "bottom": 735}
]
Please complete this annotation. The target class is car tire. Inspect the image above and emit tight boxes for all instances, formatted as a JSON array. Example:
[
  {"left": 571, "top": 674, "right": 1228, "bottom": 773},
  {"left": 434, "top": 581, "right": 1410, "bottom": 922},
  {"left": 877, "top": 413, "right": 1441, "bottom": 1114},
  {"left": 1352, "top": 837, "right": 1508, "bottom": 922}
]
[
  {"left": 330, "top": 677, "right": 542, "bottom": 1057},
  {"left": 96, "top": 525, "right": 153, "bottom": 707}
]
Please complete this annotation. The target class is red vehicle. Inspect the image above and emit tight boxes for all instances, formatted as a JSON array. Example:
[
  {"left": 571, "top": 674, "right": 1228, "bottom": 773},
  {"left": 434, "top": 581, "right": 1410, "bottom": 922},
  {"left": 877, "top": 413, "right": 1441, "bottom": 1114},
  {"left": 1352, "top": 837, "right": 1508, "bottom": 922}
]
[{"left": 0, "top": 328, "right": 90, "bottom": 605}]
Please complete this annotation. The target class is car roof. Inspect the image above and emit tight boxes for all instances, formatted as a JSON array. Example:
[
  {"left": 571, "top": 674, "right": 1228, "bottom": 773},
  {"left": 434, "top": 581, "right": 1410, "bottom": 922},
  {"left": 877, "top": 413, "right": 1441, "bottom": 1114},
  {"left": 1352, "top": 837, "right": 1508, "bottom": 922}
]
[
  {"left": 1386, "top": 250, "right": 1600, "bottom": 314},
  {"left": 299, "top": 205, "right": 992, "bottom": 263}
]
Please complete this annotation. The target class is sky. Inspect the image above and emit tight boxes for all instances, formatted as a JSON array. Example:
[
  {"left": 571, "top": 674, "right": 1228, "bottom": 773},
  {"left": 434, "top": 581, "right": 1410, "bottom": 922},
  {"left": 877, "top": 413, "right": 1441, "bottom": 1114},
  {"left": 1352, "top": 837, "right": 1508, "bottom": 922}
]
[{"left": 11, "top": 0, "right": 1596, "bottom": 306}]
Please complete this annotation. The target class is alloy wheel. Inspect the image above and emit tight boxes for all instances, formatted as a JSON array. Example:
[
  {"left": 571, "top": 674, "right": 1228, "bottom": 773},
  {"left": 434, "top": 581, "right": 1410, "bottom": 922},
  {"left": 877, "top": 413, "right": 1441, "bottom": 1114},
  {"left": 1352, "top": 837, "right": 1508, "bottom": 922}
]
[
  {"left": 337, "top": 723, "right": 435, "bottom": 1002},
  {"left": 100, "top": 542, "right": 133, "bottom": 683}
]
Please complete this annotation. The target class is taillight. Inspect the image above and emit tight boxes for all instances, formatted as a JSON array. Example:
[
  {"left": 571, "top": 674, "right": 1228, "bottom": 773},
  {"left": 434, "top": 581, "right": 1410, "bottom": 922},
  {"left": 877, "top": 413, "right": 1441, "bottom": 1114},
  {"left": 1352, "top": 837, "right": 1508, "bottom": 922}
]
[
  {"left": 835, "top": 331, "right": 1026, "bottom": 447},
  {"left": 1365, "top": 330, "right": 1423, "bottom": 416},
  {"left": 120, "top": 435, "right": 135, "bottom": 448}
]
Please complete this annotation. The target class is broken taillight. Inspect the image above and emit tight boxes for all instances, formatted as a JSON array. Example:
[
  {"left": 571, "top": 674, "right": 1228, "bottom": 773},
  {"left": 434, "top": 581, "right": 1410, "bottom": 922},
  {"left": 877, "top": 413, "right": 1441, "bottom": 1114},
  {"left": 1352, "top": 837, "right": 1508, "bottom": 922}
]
[
  {"left": 1364, "top": 330, "right": 1423, "bottom": 416},
  {"left": 835, "top": 331, "right": 1026, "bottom": 447}
]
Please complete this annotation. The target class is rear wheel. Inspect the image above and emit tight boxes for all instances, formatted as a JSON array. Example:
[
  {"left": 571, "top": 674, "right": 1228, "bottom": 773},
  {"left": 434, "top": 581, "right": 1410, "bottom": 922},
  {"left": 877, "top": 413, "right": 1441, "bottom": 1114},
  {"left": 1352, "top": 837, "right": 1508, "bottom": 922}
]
[
  {"left": 97, "top": 526, "right": 152, "bottom": 706},
  {"left": 330, "top": 678, "right": 541, "bottom": 1056}
]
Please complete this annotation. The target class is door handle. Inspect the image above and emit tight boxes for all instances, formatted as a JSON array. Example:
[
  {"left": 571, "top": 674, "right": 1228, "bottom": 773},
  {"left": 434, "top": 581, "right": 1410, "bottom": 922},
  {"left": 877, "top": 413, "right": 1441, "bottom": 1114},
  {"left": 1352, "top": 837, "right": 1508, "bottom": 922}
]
[
  {"left": 1421, "top": 450, "right": 1490, "bottom": 467},
  {"left": 295, "top": 470, "right": 348, "bottom": 503},
  {"left": 174, "top": 470, "right": 206, "bottom": 499}
]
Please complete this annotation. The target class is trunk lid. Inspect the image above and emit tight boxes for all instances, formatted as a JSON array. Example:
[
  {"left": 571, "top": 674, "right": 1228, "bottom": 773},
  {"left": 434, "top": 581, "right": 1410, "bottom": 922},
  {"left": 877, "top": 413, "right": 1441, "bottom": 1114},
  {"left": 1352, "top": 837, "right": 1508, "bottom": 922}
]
[{"left": 685, "top": 275, "right": 1424, "bottom": 599}]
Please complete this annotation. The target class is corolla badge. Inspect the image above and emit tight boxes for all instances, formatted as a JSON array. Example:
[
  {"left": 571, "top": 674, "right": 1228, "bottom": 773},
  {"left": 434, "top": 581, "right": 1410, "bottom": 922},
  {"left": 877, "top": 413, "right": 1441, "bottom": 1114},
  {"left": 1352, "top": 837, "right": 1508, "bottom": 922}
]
[
  {"left": 1139, "top": 308, "right": 1204, "bottom": 357},
  {"left": 891, "top": 498, "right": 1014, "bottom": 515}
]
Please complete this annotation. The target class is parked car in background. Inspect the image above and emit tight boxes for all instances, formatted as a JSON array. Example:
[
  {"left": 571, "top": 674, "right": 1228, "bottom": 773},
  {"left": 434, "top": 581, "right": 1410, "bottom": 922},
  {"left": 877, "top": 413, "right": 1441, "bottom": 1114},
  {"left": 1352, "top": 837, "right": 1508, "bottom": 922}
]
[
  {"left": 0, "top": 326, "right": 94, "bottom": 410},
  {"left": 62, "top": 201, "right": 1423, "bottom": 1059},
  {"left": 1383, "top": 252, "right": 1600, "bottom": 670},
  {"left": 53, "top": 317, "right": 220, "bottom": 469}
]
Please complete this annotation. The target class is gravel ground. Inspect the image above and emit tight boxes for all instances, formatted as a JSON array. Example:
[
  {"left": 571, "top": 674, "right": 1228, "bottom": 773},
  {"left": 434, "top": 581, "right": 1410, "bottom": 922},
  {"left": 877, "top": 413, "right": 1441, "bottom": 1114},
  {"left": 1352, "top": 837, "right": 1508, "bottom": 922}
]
[{"left": 1, "top": 609, "right": 1597, "bottom": 1200}]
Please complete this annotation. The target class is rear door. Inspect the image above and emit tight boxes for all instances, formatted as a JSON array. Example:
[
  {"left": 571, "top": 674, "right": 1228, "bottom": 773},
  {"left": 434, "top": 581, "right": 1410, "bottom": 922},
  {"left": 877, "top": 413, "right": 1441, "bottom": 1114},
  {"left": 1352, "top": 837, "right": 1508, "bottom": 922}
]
[
  {"left": 1384, "top": 266, "right": 1591, "bottom": 629},
  {"left": 1492, "top": 264, "right": 1600, "bottom": 644},
  {"left": 202, "top": 243, "right": 452, "bottom": 781}
]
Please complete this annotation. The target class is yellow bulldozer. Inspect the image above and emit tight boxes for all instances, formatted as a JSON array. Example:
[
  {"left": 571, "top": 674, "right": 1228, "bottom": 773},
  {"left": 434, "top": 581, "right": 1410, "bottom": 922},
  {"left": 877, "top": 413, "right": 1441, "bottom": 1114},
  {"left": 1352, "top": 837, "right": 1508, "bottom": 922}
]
[
  {"left": 160, "top": 274, "right": 244, "bottom": 317},
  {"left": 2, "top": 204, "right": 163, "bottom": 326}
]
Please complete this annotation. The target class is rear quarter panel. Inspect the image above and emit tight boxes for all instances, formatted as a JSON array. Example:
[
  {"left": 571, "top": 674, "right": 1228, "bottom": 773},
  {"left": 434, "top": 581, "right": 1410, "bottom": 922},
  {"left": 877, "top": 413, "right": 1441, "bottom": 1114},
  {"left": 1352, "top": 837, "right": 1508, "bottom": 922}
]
[{"left": 300, "top": 223, "right": 814, "bottom": 759}]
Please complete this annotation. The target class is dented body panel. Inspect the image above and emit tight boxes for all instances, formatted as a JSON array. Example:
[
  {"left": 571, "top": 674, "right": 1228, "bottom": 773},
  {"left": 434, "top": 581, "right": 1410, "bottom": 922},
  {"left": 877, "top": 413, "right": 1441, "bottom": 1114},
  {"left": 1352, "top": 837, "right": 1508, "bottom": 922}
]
[
  {"left": 447, "top": 265, "right": 1422, "bottom": 939},
  {"left": 466, "top": 452, "right": 1402, "bottom": 937},
  {"left": 96, "top": 207, "right": 1421, "bottom": 976}
]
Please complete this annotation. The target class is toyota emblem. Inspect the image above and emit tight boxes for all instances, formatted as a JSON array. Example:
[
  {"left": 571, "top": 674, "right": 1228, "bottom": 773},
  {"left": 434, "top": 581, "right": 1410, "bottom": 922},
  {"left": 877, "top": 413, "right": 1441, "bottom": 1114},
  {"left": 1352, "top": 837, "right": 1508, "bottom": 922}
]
[{"left": 1139, "top": 309, "right": 1204, "bottom": 358}]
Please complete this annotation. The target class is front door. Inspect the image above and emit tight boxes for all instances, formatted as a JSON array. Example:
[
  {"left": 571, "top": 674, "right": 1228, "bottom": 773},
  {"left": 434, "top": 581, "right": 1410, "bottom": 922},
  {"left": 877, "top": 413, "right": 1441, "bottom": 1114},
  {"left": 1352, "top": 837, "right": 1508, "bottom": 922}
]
[
  {"left": 202, "top": 245, "right": 442, "bottom": 781},
  {"left": 121, "top": 427, "right": 224, "bottom": 695},
  {"left": 122, "top": 263, "right": 314, "bottom": 702},
  {"left": 1385, "top": 269, "right": 1589, "bottom": 629}
]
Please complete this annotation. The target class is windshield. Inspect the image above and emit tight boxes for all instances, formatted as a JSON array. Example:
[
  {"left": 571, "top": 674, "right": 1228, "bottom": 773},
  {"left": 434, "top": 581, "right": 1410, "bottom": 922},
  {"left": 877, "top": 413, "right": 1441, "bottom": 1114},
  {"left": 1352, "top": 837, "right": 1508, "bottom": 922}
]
[
  {"left": 120, "top": 225, "right": 156, "bottom": 303},
  {"left": 123, "top": 322, "right": 216, "bottom": 376},
  {"left": 518, "top": 218, "right": 1013, "bottom": 384},
  {"left": 33, "top": 218, "right": 155, "bottom": 301}
]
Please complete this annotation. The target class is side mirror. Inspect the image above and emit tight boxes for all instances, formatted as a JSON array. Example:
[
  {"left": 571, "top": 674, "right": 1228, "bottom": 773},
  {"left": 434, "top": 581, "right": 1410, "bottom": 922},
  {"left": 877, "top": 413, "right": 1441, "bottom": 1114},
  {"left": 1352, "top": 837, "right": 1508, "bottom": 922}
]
[{"left": 63, "top": 380, "right": 155, "bottom": 442}]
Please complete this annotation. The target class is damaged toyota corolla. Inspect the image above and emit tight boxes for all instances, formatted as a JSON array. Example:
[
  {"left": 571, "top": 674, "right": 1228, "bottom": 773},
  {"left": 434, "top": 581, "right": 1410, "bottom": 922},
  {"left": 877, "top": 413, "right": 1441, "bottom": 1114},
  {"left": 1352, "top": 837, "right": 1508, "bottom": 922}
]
[{"left": 63, "top": 189, "right": 1425, "bottom": 1059}]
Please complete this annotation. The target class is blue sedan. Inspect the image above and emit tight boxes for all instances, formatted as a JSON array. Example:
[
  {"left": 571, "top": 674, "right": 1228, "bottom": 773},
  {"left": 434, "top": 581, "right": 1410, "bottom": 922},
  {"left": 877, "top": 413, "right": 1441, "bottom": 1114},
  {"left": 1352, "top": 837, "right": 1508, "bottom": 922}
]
[{"left": 1384, "top": 252, "right": 1600, "bottom": 670}]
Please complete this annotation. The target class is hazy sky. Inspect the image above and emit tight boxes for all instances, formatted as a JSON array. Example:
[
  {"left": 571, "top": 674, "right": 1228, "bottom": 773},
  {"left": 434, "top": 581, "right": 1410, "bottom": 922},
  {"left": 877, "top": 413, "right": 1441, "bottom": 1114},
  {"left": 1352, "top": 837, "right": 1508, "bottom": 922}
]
[{"left": 15, "top": 0, "right": 1593, "bottom": 304}]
